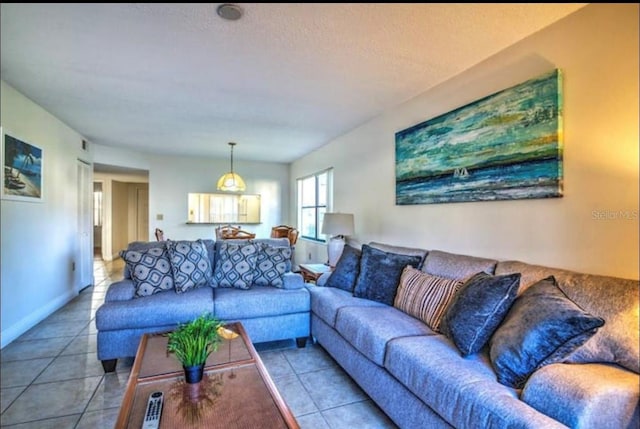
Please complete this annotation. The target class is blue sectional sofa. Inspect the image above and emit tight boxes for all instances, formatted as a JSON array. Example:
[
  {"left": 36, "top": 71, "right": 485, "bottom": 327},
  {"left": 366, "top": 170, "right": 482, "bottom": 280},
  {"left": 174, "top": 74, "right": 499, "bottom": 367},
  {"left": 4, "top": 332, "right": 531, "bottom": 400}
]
[
  {"left": 309, "top": 242, "right": 639, "bottom": 429},
  {"left": 95, "top": 238, "right": 310, "bottom": 372}
]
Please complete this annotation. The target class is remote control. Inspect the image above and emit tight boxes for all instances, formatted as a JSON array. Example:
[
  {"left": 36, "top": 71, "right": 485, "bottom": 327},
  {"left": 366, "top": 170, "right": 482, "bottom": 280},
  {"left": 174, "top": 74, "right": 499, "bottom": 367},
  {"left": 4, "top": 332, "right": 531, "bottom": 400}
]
[{"left": 142, "top": 391, "right": 163, "bottom": 429}]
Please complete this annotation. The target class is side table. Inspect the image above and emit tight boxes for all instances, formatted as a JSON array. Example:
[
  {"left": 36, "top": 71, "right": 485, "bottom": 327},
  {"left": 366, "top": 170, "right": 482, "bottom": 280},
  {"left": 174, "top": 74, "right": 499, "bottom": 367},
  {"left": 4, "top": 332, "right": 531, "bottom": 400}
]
[{"left": 298, "top": 263, "right": 332, "bottom": 284}]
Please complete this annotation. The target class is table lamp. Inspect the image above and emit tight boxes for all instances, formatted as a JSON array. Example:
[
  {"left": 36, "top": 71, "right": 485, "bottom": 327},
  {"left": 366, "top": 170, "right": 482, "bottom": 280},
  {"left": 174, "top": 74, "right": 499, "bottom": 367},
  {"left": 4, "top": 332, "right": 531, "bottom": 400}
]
[{"left": 321, "top": 213, "right": 355, "bottom": 267}]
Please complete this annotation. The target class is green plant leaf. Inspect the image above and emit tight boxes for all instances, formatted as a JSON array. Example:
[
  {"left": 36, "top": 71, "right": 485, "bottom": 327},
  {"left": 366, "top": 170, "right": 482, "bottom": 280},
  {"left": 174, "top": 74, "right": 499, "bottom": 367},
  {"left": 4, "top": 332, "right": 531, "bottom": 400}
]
[{"left": 166, "top": 313, "right": 222, "bottom": 367}]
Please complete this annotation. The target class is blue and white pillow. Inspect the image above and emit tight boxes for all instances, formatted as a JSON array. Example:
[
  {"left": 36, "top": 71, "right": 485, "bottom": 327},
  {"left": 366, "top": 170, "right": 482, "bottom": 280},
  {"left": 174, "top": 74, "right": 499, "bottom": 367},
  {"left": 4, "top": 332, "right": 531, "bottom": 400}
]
[
  {"left": 254, "top": 243, "right": 291, "bottom": 287},
  {"left": 213, "top": 242, "right": 259, "bottom": 289},
  {"left": 166, "top": 239, "right": 213, "bottom": 294},
  {"left": 120, "top": 247, "right": 174, "bottom": 297}
]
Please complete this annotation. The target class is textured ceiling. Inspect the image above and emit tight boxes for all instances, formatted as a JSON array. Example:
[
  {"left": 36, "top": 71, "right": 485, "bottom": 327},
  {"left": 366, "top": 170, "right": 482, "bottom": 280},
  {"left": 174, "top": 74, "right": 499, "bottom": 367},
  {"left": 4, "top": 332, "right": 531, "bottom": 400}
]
[{"left": 0, "top": 3, "right": 586, "bottom": 163}]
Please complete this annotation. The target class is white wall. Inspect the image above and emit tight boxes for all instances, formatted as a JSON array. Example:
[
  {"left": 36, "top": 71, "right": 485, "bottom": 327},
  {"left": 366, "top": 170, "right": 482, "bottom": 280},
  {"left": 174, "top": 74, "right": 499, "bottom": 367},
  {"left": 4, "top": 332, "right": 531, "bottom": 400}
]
[
  {"left": 1, "top": 95, "right": 290, "bottom": 347},
  {"left": 93, "top": 146, "right": 290, "bottom": 246},
  {"left": 1, "top": 80, "right": 93, "bottom": 347},
  {"left": 292, "top": 3, "right": 640, "bottom": 280},
  {"left": 148, "top": 154, "right": 289, "bottom": 242}
]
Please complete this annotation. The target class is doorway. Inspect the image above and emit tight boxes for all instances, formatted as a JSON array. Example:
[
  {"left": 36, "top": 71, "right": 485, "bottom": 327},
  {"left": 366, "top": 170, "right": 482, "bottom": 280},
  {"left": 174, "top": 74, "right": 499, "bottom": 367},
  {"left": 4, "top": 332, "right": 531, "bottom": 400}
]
[
  {"left": 93, "top": 163, "right": 149, "bottom": 260},
  {"left": 93, "top": 181, "right": 103, "bottom": 256}
]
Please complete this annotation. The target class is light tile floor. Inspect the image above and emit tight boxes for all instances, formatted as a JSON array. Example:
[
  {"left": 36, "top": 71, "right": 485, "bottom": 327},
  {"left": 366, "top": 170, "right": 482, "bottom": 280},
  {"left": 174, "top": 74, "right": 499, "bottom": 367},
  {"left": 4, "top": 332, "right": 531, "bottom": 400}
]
[{"left": 0, "top": 257, "right": 397, "bottom": 429}]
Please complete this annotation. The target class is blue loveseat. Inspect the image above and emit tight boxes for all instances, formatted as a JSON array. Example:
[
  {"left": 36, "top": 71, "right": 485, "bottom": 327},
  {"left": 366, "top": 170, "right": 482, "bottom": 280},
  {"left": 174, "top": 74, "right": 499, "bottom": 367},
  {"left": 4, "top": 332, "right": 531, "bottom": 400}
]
[
  {"left": 95, "top": 238, "right": 310, "bottom": 372},
  {"left": 309, "top": 242, "right": 639, "bottom": 429}
]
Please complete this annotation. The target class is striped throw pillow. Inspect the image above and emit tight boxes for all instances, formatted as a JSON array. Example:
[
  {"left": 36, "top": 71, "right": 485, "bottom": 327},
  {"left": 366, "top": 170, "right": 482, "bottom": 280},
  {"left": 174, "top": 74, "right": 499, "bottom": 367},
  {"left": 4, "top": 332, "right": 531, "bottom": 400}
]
[{"left": 394, "top": 266, "right": 462, "bottom": 332}]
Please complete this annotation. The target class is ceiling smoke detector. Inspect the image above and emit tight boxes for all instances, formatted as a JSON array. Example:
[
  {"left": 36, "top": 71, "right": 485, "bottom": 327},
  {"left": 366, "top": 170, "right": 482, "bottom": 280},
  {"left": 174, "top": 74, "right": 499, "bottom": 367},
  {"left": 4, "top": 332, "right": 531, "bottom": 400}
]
[{"left": 217, "top": 4, "right": 243, "bottom": 21}]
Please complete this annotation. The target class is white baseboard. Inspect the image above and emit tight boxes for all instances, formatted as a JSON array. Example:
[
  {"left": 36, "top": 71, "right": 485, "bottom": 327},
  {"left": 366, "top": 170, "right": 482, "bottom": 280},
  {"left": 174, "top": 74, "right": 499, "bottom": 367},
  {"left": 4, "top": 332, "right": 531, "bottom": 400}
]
[{"left": 0, "top": 290, "right": 76, "bottom": 349}]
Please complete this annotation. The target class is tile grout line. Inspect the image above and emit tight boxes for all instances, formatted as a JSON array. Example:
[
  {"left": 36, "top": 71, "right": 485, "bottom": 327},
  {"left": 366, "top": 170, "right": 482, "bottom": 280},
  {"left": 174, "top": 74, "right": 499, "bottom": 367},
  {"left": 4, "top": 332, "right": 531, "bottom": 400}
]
[
  {"left": 1, "top": 260, "right": 115, "bottom": 427},
  {"left": 74, "top": 263, "right": 115, "bottom": 428},
  {"left": 281, "top": 348, "right": 334, "bottom": 428}
]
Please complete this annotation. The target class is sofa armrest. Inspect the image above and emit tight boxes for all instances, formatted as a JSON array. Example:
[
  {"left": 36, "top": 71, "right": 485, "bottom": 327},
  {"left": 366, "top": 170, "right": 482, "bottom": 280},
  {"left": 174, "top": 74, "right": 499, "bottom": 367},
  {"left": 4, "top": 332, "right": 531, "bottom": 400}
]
[
  {"left": 522, "top": 362, "right": 639, "bottom": 429},
  {"left": 105, "top": 279, "right": 136, "bottom": 302},
  {"left": 283, "top": 272, "right": 305, "bottom": 289},
  {"left": 316, "top": 271, "right": 331, "bottom": 287}
]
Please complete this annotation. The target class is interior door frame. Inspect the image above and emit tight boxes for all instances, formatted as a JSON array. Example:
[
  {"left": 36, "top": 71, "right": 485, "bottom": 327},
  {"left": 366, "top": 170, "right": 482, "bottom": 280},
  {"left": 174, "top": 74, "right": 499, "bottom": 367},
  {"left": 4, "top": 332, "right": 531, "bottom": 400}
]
[{"left": 77, "top": 159, "right": 93, "bottom": 293}]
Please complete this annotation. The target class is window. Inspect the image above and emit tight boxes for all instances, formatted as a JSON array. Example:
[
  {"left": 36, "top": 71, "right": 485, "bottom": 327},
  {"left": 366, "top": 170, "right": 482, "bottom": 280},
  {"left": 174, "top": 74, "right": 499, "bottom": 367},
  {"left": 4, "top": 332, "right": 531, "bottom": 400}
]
[{"left": 297, "top": 169, "right": 332, "bottom": 241}]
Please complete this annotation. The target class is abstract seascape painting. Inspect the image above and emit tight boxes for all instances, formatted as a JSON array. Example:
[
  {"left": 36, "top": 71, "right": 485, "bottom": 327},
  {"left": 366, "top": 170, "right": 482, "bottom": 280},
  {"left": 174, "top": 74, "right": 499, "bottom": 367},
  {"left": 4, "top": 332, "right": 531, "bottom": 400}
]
[{"left": 396, "top": 69, "right": 563, "bottom": 205}]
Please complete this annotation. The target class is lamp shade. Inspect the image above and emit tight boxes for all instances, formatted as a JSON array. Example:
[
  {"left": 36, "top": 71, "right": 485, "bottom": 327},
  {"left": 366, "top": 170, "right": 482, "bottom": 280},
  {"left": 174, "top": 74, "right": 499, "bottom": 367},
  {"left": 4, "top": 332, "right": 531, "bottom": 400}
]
[
  {"left": 216, "top": 172, "right": 246, "bottom": 192},
  {"left": 217, "top": 142, "right": 246, "bottom": 192},
  {"left": 322, "top": 213, "right": 354, "bottom": 237}
]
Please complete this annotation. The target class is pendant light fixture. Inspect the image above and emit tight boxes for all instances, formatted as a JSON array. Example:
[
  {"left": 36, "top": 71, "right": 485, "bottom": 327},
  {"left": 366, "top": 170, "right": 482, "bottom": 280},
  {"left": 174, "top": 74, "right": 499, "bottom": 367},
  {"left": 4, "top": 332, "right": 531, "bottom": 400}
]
[{"left": 217, "top": 142, "right": 246, "bottom": 192}]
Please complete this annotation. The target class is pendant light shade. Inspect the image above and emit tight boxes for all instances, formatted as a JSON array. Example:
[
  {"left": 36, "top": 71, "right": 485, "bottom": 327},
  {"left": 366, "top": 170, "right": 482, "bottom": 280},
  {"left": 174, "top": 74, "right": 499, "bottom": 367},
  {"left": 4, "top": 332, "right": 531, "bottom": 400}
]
[{"left": 217, "top": 142, "right": 246, "bottom": 192}]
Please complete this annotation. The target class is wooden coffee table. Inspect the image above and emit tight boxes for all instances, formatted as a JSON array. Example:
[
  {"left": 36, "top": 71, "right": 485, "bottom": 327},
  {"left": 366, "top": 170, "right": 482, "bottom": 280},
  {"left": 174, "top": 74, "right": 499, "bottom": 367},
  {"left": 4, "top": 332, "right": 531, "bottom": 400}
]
[{"left": 115, "top": 322, "right": 299, "bottom": 429}]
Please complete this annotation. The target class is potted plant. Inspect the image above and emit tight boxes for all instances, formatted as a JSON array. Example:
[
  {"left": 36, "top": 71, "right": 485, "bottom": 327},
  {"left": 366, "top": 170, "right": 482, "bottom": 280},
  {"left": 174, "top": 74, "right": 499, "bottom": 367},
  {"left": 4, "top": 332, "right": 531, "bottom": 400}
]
[{"left": 166, "top": 313, "right": 223, "bottom": 384}]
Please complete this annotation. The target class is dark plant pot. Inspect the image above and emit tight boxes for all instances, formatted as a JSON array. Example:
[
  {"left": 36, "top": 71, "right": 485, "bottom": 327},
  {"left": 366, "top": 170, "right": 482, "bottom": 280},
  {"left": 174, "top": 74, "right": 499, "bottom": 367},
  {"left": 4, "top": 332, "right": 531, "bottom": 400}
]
[{"left": 183, "top": 364, "right": 205, "bottom": 384}]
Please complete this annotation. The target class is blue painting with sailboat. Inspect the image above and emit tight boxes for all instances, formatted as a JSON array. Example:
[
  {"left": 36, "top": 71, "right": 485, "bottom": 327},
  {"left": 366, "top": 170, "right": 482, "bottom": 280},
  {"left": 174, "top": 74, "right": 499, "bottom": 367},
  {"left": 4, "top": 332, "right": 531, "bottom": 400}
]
[
  {"left": 3, "top": 133, "right": 43, "bottom": 200},
  {"left": 396, "top": 69, "right": 563, "bottom": 205}
]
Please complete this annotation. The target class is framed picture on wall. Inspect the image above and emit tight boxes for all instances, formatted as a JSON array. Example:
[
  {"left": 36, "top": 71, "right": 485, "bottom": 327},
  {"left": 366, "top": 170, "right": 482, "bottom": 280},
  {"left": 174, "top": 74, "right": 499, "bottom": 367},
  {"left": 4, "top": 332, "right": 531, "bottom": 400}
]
[
  {"left": 1, "top": 127, "right": 44, "bottom": 202},
  {"left": 395, "top": 69, "right": 563, "bottom": 205}
]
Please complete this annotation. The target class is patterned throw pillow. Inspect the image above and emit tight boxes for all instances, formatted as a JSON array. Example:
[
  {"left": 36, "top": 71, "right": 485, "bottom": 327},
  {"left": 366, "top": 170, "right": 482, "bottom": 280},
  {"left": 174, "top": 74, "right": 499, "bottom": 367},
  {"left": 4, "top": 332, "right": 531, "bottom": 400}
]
[
  {"left": 394, "top": 266, "right": 463, "bottom": 332},
  {"left": 212, "top": 242, "right": 259, "bottom": 289},
  {"left": 120, "top": 247, "right": 174, "bottom": 297},
  {"left": 253, "top": 243, "right": 291, "bottom": 287},
  {"left": 166, "top": 239, "right": 213, "bottom": 294}
]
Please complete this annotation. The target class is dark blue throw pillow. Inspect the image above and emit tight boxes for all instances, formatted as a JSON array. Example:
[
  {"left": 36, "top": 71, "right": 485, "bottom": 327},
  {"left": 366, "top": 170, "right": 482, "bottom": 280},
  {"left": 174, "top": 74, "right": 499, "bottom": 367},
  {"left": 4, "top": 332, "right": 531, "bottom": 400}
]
[
  {"left": 489, "top": 276, "right": 605, "bottom": 389},
  {"left": 353, "top": 244, "right": 423, "bottom": 305},
  {"left": 440, "top": 271, "right": 521, "bottom": 356},
  {"left": 325, "top": 245, "right": 361, "bottom": 292}
]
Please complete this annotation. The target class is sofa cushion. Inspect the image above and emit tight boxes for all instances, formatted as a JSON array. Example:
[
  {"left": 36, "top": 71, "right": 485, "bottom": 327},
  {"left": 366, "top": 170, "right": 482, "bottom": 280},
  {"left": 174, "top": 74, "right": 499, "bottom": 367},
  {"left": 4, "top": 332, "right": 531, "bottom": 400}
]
[
  {"left": 120, "top": 247, "right": 174, "bottom": 297},
  {"left": 212, "top": 241, "right": 259, "bottom": 289},
  {"left": 422, "top": 250, "right": 497, "bottom": 280},
  {"left": 489, "top": 276, "right": 605, "bottom": 389},
  {"left": 166, "top": 239, "right": 213, "bottom": 293},
  {"left": 496, "top": 260, "right": 640, "bottom": 374},
  {"left": 353, "top": 244, "right": 423, "bottom": 305},
  {"left": 95, "top": 286, "right": 214, "bottom": 331},
  {"left": 335, "top": 306, "right": 435, "bottom": 366},
  {"left": 213, "top": 286, "right": 309, "bottom": 320},
  {"left": 521, "top": 362, "right": 640, "bottom": 429},
  {"left": 393, "top": 266, "right": 462, "bottom": 332},
  {"left": 308, "top": 286, "right": 386, "bottom": 327},
  {"left": 325, "top": 244, "right": 361, "bottom": 292},
  {"left": 253, "top": 243, "right": 291, "bottom": 287},
  {"left": 384, "top": 335, "right": 567, "bottom": 428},
  {"left": 440, "top": 271, "right": 520, "bottom": 356}
]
